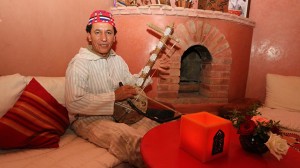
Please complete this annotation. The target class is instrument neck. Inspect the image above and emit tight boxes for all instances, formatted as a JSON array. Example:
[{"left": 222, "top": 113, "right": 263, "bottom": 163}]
[{"left": 135, "top": 27, "right": 173, "bottom": 88}]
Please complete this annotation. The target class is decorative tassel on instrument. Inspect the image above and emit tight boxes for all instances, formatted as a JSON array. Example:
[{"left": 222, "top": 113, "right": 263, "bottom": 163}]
[{"left": 113, "top": 23, "right": 181, "bottom": 125}]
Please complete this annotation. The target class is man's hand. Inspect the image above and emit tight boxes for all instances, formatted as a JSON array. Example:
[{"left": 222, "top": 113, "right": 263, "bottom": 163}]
[
  {"left": 115, "top": 85, "right": 137, "bottom": 101},
  {"left": 153, "top": 54, "right": 171, "bottom": 78}
]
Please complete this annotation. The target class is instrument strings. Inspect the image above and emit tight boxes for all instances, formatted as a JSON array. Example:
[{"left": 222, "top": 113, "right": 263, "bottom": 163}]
[
  {"left": 115, "top": 24, "right": 181, "bottom": 119},
  {"left": 137, "top": 93, "right": 182, "bottom": 115},
  {"left": 135, "top": 39, "right": 179, "bottom": 102},
  {"left": 116, "top": 91, "right": 182, "bottom": 116}
]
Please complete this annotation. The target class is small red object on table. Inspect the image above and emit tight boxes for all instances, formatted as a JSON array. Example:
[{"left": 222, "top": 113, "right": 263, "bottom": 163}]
[{"left": 141, "top": 119, "right": 300, "bottom": 168}]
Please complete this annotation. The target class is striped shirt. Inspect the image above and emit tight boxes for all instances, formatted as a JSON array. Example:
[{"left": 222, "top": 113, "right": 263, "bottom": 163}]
[{"left": 65, "top": 47, "right": 140, "bottom": 117}]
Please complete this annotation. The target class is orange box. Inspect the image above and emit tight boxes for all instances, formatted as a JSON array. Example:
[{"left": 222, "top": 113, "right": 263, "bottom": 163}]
[{"left": 180, "top": 112, "right": 232, "bottom": 162}]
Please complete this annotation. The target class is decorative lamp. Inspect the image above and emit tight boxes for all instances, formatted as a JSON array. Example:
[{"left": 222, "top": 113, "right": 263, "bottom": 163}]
[{"left": 180, "top": 112, "right": 232, "bottom": 162}]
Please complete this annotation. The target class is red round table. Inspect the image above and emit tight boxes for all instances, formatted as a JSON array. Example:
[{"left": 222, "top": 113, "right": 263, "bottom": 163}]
[{"left": 141, "top": 119, "right": 300, "bottom": 168}]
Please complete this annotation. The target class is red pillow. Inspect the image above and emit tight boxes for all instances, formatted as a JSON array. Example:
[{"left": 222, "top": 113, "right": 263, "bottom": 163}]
[{"left": 0, "top": 78, "right": 69, "bottom": 149}]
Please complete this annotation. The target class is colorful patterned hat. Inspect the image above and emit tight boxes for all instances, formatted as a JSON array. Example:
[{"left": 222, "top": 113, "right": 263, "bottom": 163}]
[{"left": 88, "top": 10, "right": 115, "bottom": 27}]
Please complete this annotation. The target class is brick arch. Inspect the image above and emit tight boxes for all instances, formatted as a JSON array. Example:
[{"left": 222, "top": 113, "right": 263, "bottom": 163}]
[{"left": 174, "top": 20, "right": 231, "bottom": 57}]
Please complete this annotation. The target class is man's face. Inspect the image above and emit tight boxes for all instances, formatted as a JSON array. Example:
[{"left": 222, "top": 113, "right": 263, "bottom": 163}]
[{"left": 88, "top": 22, "right": 116, "bottom": 57}]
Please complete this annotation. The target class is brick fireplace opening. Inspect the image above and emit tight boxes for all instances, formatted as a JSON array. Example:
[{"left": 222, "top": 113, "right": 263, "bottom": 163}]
[
  {"left": 179, "top": 45, "right": 212, "bottom": 93},
  {"left": 156, "top": 20, "right": 232, "bottom": 104}
]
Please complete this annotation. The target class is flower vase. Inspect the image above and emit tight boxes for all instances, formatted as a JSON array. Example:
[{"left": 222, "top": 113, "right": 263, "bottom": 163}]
[{"left": 239, "top": 135, "right": 269, "bottom": 154}]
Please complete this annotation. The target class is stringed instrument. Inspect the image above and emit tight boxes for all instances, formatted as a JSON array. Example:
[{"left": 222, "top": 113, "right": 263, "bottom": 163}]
[{"left": 113, "top": 23, "right": 179, "bottom": 125}]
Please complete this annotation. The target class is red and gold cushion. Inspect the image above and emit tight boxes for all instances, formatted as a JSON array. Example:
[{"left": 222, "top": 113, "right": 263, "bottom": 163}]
[{"left": 0, "top": 78, "right": 69, "bottom": 149}]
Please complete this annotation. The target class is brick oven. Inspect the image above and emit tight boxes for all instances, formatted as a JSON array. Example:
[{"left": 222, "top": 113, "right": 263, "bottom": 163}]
[{"left": 112, "top": 6, "right": 255, "bottom": 111}]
